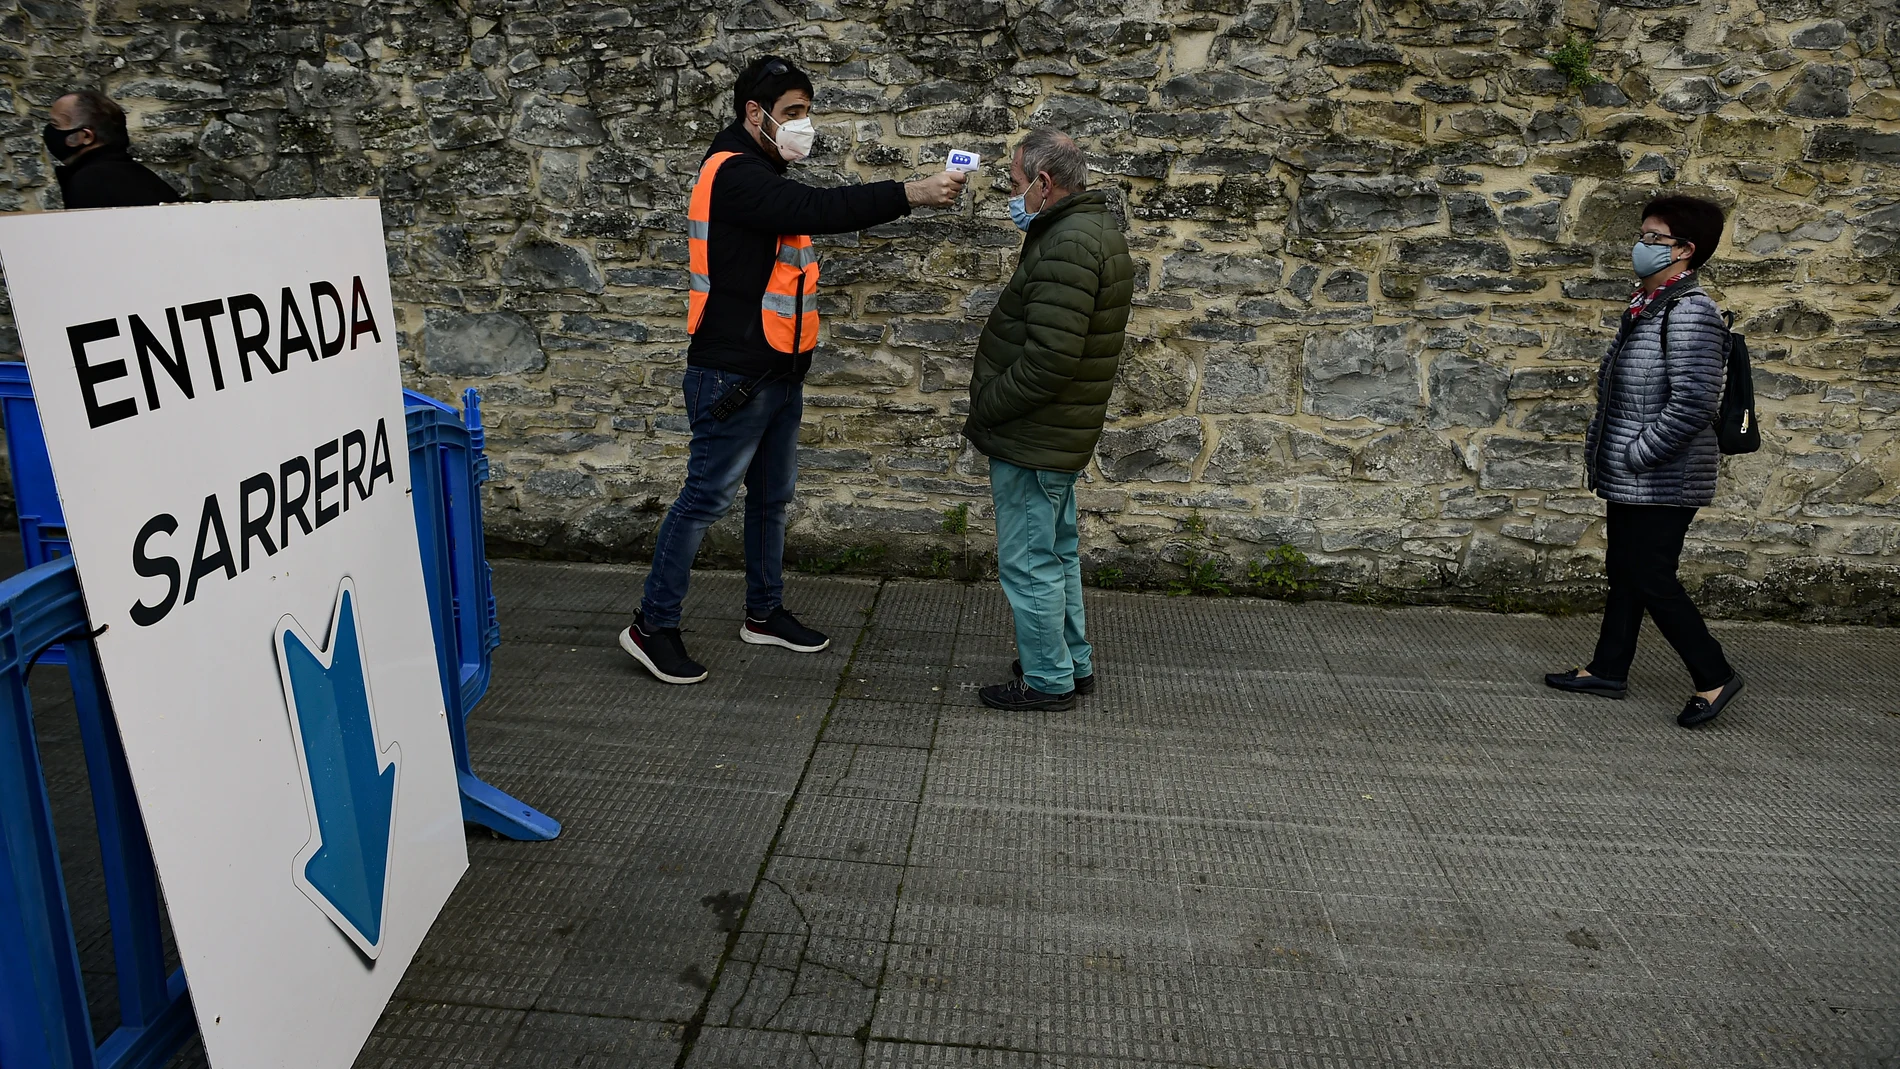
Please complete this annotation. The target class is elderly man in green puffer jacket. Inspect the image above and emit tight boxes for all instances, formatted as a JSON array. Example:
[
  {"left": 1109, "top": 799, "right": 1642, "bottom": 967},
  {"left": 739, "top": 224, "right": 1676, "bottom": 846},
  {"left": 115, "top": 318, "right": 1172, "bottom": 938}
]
[{"left": 963, "top": 128, "right": 1134, "bottom": 712}]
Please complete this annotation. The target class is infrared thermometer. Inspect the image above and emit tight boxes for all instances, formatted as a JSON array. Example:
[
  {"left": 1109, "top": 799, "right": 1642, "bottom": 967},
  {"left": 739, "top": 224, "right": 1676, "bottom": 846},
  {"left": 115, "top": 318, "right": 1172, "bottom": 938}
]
[{"left": 945, "top": 149, "right": 980, "bottom": 173}]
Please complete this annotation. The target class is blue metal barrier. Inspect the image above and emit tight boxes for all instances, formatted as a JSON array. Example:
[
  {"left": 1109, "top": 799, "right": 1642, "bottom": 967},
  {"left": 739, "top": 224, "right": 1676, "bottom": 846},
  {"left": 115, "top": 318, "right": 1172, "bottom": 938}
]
[
  {"left": 407, "top": 391, "right": 554, "bottom": 841},
  {"left": 0, "top": 556, "right": 194, "bottom": 1069}
]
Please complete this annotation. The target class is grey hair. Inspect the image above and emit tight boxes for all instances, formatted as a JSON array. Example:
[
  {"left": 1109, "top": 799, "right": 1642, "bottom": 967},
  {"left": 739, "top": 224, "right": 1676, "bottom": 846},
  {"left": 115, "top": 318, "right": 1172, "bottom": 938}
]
[{"left": 1017, "top": 128, "right": 1088, "bottom": 191}]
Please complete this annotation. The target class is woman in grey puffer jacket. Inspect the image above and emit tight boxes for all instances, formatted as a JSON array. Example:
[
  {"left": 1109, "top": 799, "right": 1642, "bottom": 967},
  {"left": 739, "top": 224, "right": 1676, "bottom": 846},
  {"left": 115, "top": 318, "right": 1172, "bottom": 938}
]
[{"left": 1546, "top": 195, "right": 1744, "bottom": 728}]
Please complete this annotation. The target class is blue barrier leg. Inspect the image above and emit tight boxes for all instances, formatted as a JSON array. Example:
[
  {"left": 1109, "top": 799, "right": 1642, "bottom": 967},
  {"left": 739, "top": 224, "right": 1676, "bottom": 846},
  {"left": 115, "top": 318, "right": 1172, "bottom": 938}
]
[{"left": 457, "top": 773, "right": 562, "bottom": 841}]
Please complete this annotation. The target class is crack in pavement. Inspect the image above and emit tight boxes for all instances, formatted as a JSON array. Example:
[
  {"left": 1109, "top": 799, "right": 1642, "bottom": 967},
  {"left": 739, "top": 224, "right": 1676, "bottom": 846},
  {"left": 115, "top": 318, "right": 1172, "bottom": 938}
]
[{"left": 673, "top": 584, "right": 886, "bottom": 1068}]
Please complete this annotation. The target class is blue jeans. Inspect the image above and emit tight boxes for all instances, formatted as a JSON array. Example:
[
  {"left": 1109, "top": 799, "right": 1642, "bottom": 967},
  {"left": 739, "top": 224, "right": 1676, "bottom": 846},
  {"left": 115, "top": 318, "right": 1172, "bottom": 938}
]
[
  {"left": 989, "top": 458, "right": 1091, "bottom": 694},
  {"left": 641, "top": 368, "right": 802, "bottom": 628}
]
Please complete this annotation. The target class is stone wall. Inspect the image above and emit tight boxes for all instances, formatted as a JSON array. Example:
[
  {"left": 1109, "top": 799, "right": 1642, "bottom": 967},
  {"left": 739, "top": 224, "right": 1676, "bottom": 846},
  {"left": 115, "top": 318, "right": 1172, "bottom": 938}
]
[{"left": 1, "top": 0, "right": 1897, "bottom": 621}]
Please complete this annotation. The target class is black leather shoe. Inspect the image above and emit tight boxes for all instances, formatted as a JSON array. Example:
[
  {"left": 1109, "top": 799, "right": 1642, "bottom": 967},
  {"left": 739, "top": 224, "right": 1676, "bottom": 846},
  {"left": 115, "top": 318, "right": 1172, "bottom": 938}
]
[
  {"left": 1013, "top": 659, "right": 1095, "bottom": 696},
  {"left": 1678, "top": 672, "right": 1744, "bottom": 728},
  {"left": 979, "top": 678, "right": 1075, "bottom": 712},
  {"left": 1543, "top": 668, "right": 1627, "bottom": 699}
]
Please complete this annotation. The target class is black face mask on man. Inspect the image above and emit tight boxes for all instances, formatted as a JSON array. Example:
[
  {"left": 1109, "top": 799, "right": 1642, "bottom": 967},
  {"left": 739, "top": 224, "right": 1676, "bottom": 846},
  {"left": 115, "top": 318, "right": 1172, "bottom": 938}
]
[{"left": 43, "top": 123, "right": 89, "bottom": 162}]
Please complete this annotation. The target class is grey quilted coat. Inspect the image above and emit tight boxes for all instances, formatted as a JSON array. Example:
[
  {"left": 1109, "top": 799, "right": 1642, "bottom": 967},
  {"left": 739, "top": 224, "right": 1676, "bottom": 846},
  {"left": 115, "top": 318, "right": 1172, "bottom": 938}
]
[{"left": 1584, "top": 274, "right": 1729, "bottom": 507}]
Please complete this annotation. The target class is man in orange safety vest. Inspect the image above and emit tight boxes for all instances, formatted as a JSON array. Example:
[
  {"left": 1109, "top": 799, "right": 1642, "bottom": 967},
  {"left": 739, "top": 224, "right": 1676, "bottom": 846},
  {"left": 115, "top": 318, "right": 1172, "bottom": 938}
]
[{"left": 620, "top": 55, "right": 966, "bottom": 685}]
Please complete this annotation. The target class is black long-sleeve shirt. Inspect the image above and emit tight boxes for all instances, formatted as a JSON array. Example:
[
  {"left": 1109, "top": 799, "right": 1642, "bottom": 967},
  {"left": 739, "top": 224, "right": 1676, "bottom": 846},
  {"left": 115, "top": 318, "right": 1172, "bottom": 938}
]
[{"left": 688, "top": 122, "right": 910, "bottom": 379}]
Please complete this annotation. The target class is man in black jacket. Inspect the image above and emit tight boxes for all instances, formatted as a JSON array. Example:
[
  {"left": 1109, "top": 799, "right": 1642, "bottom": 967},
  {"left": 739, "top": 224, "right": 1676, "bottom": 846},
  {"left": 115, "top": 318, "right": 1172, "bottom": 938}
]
[
  {"left": 620, "top": 56, "right": 965, "bottom": 685},
  {"left": 45, "top": 90, "right": 181, "bottom": 209}
]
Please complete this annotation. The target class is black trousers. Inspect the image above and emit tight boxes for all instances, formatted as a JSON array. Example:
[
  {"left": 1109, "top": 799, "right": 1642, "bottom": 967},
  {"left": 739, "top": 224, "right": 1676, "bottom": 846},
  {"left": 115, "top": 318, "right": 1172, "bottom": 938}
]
[{"left": 1588, "top": 502, "right": 1734, "bottom": 691}]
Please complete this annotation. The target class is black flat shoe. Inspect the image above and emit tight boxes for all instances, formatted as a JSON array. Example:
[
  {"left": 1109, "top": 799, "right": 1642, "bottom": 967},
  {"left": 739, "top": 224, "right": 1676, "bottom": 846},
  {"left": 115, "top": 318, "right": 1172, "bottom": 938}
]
[
  {"left": 1678, "top": 671, "right": 1744, "bottom": 728},
  {"left": 1544, "top": 668, "right": 1627, "bottom": 699}
]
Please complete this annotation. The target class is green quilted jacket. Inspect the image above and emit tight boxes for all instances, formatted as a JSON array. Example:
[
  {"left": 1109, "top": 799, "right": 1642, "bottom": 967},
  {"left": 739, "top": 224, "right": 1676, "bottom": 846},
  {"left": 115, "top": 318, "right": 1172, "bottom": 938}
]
[{"left": 963, "top": 190, "right": 1134, "bottom": 473}]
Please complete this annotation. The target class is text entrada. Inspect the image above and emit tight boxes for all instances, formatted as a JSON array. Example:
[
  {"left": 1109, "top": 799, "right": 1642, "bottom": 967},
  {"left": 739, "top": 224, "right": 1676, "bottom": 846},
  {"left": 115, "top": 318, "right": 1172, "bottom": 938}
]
[{"left": 67, "top": 276, "right": 383, "bottom": 430}]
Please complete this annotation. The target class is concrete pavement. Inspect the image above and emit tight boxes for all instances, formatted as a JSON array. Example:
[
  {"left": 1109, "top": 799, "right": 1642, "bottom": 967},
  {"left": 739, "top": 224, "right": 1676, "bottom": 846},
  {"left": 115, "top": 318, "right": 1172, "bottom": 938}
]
[{"left": 47, "top": 557, "right": 1890, "bottom": 1067}]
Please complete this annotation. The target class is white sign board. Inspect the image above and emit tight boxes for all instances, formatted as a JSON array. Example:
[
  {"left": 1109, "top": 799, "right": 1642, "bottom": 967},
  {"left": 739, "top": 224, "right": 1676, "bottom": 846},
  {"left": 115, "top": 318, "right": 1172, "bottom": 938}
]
[{"left": 0, "top": 198, "right": 467, "bottom": 1068}]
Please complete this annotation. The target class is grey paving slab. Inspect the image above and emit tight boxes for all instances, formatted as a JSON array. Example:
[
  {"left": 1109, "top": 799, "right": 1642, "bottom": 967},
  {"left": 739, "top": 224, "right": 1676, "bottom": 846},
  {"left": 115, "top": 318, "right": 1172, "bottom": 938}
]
[
  {"left": 531, "top": 865, "right": 747, "bottom": 1023},
  {"left": 857, "top": 623, "right": 963, "bottom": 667},
  {"left": 806, "top": 743, "right": 934, "bottom": 802},
  {"left": 864, "top": 1042, "right": 1042, "bottom": 1069},
  {"left": 1200, "top": 972, "right": 1407, "bottom": 1067},
  {"left": 20, "top": 551, "right": 1898, "bottom": 1069},
  {"left": 873, "top": 942, "right": 1207, "bottom": 1062},
  {"left": 868, "top": 580, "right": 969, "bottom": 634},
  {"left": 906, "top": 804, "right": 1178, "bottom": 881},
  {"left": 1166, "top": 818, "right": 1313, "bottom": 891},
  {"left": 703, "top": 929, "right": 883, "bottom": 1035},
  {"left": 353, "top": 1001, "right": 526, "bottom": 1069},
  {"left": 823, "top": 699, "right": 942, "bottom": 748},
  {"left": 685, "top": 1026, "right": 863, "bottom": 1068},
  {"left": 840, "top": 661, "right": 957, "bottom": 705},
  {"left": 491, "top": 1011, "right": 682, "bottom": 1068},
  {"left": 745, "top": 855, "right": 908, "bottom": 938},
  {"left": 393, "top": 877, "right": 608, "bottom": 1010},
  {"left": 1350, "top": 978, "right": 1683, "bottom": 1069},
  {"left": 777, "top": 793, "right": 921, "bottom": 868}
]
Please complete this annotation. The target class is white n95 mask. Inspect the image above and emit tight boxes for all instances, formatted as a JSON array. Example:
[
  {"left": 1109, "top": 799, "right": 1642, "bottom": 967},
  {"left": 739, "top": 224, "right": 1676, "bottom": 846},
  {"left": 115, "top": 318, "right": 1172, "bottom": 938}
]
[{"left": 766, "top": 115, "right": 815, "bottom": 163}]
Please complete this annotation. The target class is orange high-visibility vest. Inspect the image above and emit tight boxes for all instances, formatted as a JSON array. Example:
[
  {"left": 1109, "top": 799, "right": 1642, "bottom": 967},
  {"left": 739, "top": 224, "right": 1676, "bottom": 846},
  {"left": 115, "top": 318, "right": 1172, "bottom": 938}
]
[{"left": 686, "top": 151, "right": 821, "bottom": 355}]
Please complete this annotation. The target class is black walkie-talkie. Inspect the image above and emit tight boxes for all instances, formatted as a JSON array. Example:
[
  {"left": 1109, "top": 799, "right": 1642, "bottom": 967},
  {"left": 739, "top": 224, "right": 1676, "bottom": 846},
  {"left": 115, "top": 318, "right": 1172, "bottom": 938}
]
[{"left": 710, "top": 373, "right": 776, "bottom": 421}]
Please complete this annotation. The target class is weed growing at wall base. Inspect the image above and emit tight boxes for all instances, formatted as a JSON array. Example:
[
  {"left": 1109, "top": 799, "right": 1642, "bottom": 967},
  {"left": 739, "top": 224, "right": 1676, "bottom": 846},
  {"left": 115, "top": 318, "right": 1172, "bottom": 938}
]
[
  {"left": 1246, "top": 545, "right": 1316, "bottom": 600},
  {"left": 1169, "top": 550, "right": 1231, "bottom": 597},
  {"left": 1166, "top": 510, "right": 1230, "bottom": 596}
]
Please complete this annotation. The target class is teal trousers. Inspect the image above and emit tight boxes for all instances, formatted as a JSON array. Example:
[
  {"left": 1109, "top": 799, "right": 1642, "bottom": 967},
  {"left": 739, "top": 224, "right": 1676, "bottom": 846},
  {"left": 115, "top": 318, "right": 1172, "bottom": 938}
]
[{"left": 989, "top": 458, "right": 1092, "bottom": 695}]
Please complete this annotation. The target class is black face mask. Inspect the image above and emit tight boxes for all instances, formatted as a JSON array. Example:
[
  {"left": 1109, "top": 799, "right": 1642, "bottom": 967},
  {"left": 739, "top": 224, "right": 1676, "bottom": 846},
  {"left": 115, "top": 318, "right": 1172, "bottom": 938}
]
[{"left": 43, "top": 123, "right": 89, "bottom": 162}]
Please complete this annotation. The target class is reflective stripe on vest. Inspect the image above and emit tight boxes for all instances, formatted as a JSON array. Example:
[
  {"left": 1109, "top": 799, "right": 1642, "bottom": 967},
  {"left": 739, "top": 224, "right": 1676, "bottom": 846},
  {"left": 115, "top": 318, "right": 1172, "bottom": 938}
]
[{"left": 685, "top": 151, "right": 821, "bottom": 354}]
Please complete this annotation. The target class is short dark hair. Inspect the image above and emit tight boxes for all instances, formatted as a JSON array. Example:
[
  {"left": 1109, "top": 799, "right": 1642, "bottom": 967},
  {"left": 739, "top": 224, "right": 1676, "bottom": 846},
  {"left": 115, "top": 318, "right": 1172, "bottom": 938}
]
[
  {"left": 732, "top": 56, "right": 813, "bottom": 122},
  {"left": 61, "top": 90, "right": 129, "bottom": 148},
  {"left": 1640, "top": 194, "right": 1724, "bottom": 269}
]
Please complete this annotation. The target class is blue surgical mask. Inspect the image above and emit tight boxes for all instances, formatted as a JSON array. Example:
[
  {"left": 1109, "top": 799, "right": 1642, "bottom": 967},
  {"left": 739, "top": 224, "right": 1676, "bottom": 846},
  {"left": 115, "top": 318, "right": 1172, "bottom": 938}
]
[
  {"left": 1009, "top": 177, "right": 1042, "bottom": 231},
  {"left": 1008, "top": 193, "right": 1037, "bottom": 231},
  {"left": 1631, "top": 241, "right": 1675, "bottom": 279}
]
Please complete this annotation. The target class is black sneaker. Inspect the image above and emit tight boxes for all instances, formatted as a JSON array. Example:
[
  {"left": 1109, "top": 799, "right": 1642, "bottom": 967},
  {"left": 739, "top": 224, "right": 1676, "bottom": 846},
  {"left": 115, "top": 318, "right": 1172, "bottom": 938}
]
[
  {"left": 740, "top": 607, "right": 831, "bottom": 653},
  {"left": 619, "top": 614, "right": 708, "bottom": 685},
  {"left": 1012, "top": 659, "right": 1095, "bottom": 696},
  {"left": 979, "top": 678, "right": 1075, "bottom": 712},
  {"left": 1678, "top": 671, "right": 1744, "bottom": 728}
]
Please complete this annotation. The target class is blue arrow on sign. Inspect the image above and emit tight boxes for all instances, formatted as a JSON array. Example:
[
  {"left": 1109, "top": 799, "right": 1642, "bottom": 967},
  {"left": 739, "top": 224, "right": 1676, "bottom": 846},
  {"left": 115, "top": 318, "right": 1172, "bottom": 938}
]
[{"left": 277, "top": 578, "right": 400, "bottom": 960}]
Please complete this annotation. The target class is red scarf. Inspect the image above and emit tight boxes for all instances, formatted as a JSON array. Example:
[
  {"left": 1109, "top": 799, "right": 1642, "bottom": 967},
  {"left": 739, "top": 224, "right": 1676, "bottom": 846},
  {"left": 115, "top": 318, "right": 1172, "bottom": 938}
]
[{"left": 1629, "top": 270, "right": 1691, "bottom": 318}]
